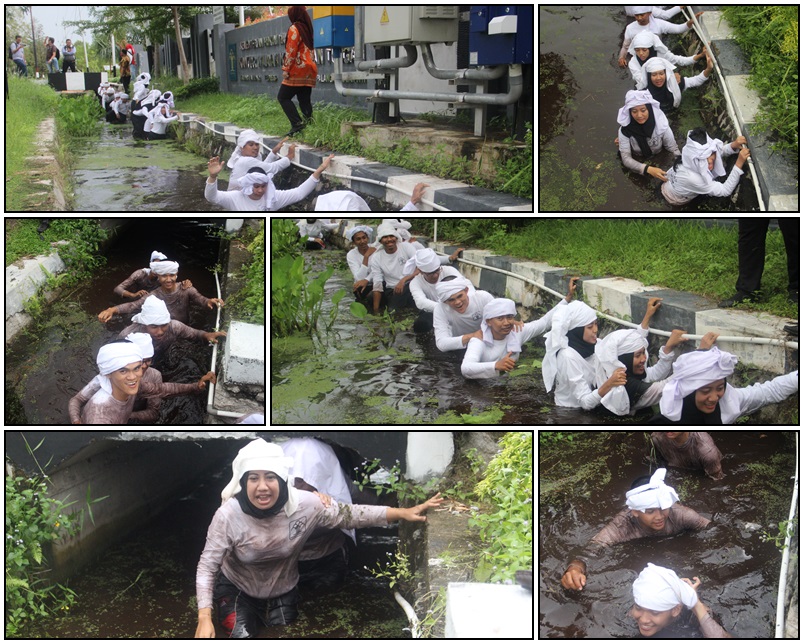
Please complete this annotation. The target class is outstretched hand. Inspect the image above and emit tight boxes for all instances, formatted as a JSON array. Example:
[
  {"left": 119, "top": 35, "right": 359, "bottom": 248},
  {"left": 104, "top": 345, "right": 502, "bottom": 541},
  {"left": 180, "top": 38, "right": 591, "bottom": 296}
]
[{"left": 398, "top": 493, "right": 443, "bottom": 523}]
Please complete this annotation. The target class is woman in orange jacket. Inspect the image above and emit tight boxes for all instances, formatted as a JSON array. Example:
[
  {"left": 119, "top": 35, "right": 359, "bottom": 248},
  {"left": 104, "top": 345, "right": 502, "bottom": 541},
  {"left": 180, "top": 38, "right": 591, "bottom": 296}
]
[{"left": 279, "top": 6, "right": 318, "bottom": 136}]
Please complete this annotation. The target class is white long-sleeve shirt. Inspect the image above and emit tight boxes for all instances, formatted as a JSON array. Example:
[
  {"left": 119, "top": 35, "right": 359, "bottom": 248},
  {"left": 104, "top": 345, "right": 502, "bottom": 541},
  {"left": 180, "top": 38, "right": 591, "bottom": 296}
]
[
  {"left": 433, "top": 290, "right": 494, "bottom": 352},
  {"left": 619, "top": 18, "right": 690, "bottom": 60},
  {"left": 368, "top": 242, "right": 417, "bottom": 291},
  {"left": 720, "top": 370, "right": 798, "bottom": 424},
  {"left": 461, "top": 300, "right": 567, "bottom": 379},
  {"left": 205, "top": 176, "right": 319, "bottom": 212},
  {"left": 409, "top": 265, "right": 462, "bottom": 313},
  {"left": 662, "top": 142, "right": 741, "bottom": 205},
  {"left": 228, "top": 153, "right": 291, "bottom": 191},
  {"left": 618, "top": 125, "right": 680, "bottom": 175},
  {"left": 149, "top": 111, "right": 177, "bottom": 134}
]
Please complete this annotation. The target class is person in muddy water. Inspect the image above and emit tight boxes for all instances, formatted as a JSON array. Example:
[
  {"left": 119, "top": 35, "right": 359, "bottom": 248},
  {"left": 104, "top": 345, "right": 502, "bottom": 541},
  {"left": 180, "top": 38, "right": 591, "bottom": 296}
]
[
  {"left": 113, "top": 250, "right": 185, "bottom": 299},
  {"left": 345, "top": 225, "right": 378, "bottom": 305},
  {"left": 369, "top": 223, "right": 418, "bottom": 314},
  {"left": 404, "top": 247, "right": 464, "bottom": 333},
  {"left": 638, "top": 54, "right": 712, "bottom": 114},
  {"left": 543, "top": 300, "right": 628, "bottom": 409},
  {"left": 194, "top": 438, "right": 443, "bottom": 639},
  {"left": 627, "top": 30, "right": 706, "bottom": 87},
  {"left": 649, "top": 432, "right": 725, "bottom": 480},
  {"left": 461, "top": 284, "right": 578, "bottom": 380},
  {"left": 100, "top": 260, "right": 223, "bottom": 325},
  {"left": 630, "top": 563, "right": 731, "bottom": 638},
  {"left": 296, "top": 218, "right": 339, "bottom": 250},
  {"left": 226, "top": 130, "right": 293, "bottom": 191},
  {"left": 661, "top": 128, "right": 751, "bottom": 206},
  {"left": 433, "top": 276, "right": 493, "bottom": 352},
  {"left": 561, "top": 468, "right": 710, "bottom": 591},
  {"left": 618, "top": 7, "right": 703, "bottom": 69},
  {"left": 616, "top": 90, "right": 679, "bottom": 182},
  {"left": 652, "top": 345, "right": 799, "bottom": 425}
]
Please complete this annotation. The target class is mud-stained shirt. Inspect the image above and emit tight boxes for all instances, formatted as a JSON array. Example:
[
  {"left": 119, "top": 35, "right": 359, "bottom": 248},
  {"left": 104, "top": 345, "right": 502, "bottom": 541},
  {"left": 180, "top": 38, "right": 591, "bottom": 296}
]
[
  {"left": 589, "top": 504, "right": 710, "bottom": 548},
  {"left": 697, "top": 608, "right": 732, "bottom": 638},
  {"left": 114, "top": 268, "right": 159, "bottom": 298},
  {"left": 196, "top": 493, "right": 389, "bottom": 609},
  {"left": 73, "top": 379, "right": 199, "bottom": 424},
  {"left": 116, "top": 283, "right": 212, "bottom": 325},
  {"left": 118, "top": 320, "right": 208, "bottom": 357},
  {"left": 651, "top": 432, "right": 724, "bottom": 480}
]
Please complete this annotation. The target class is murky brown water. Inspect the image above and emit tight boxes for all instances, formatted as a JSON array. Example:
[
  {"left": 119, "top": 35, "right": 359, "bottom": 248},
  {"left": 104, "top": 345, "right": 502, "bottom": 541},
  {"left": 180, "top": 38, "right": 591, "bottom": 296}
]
[{"left": 539, "top": 431, "right": 796, "bottom": 638}]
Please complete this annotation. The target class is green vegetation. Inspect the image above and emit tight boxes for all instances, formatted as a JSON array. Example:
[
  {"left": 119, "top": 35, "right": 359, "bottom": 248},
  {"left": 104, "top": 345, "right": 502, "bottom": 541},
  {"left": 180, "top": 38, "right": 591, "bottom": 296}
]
[
  {"left": 228, "top": 221, "right": 265, "bottom": 325},
  {"left": 721, "top": 6, "right": 799, "bottom": 164},
  {"left": 55, "top": 95, "right": 103, "bottom": 139},
  {"left": 470, "top": 432, "right": 532, "bottom": 583}
]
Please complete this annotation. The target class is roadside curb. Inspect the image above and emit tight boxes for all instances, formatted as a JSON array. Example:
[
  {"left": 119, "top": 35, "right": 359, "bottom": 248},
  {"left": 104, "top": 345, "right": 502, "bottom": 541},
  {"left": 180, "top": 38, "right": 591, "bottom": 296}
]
[{"left": 176, "top": 112, "right": 533, "bottom": 211}]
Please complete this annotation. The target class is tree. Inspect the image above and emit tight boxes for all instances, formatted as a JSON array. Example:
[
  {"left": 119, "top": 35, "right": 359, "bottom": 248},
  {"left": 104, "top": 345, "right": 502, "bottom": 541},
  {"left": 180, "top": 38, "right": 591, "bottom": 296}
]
[{"left": 171, "top": 5, "right": 190, "bottom": 84}]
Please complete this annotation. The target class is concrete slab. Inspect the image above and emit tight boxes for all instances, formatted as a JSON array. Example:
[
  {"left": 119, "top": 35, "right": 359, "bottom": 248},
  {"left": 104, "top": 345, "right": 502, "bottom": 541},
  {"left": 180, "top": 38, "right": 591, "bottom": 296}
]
[
  {"left": 351, "top": 163, "right": 415, "bottom": 200},
  {"left": 631, "top": 289, "right": 716, "bottom": 334},
  {"left": 224, "top": 320, "right": 265, "bottom": 385},
  {"left": 445, "top": 583, "right": 533, "bottom": 638},
  {"left": 222, "top": 124, "right": 240, "bottom": 143},
  {"left": 768, "top": 194, "right": 799, "bottom": 211},
  {"left": 387, "top": 174, "right": 467, "bottom": 211},
  {"left": 698, "top": 11, "right": 733, "bottom": 41},
  {"left": 459, "top": 249, "right": 494, "bottom": 289},
  {"left": 508, "top": 261, "right": 564, "bottom": 308},
  {"left": 584, "top": 277, "right": 663, "bottom": 321},
  {"left": 405, "top": 432, "right": 454, "bottom": 483},
  {"left": 726, "top": 75, "right": 761, "bottom": 125},
  {"left": 479, "top": 255, "right": 518, "bottom": 295},
  {"left": 5, "top": 249, "right": 67, "bottom": 317},
  {"left": 708, "top": 39, "right": 752, "bottom": 76},
  {"left": 435, "top": 186, "right": 532, "bottom": 212},
  {"left": 696, "top": 308, "right": 789, "bottom": 372},
  {"left": 212, "top": 121, "right": 235, "bottom": 134},
  {"left": 744, "top": 124, "right": 800, "bottom": 196}
]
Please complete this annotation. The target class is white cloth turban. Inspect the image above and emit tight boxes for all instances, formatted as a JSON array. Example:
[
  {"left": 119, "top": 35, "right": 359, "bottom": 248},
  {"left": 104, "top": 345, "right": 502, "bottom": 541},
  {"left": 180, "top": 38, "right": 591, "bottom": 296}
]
[
  {"left": 346, "top": 225, "right": 373, "bottom": 241},
  {"left": 481, "top": 298, "right": 521, "bottom": 353},
  {"left": 436, "top": 277, "right": 472, "bottom": 302},
  {"left": 595, "top": 328, "right": 649, "bottom": 415},
  {"left": 681, "top": 130, "right": 727, "bottom": 184},
  {"left": 239, "top": 172, "right": 272, "bottom": 196},
  {"left": 221, "top": 439, "right": 298, "bottom": 516},
  {"left": 132, "top": 295, "right": 171, "bottom": 325},
  {"left": 150, "top": 260, "right": 179, "bottom": 275},
  {"left": 631, "top": 6, "right": 653, "bottom": 14},
  {"left": 316, "top": 190, "right": 371, "bottom": 212},
  {"left": 617, "top": 89, "right": 670, "bottom": 137},
  {"left": 150, "top": 250, "right": 168, "bottom": 262},
  {"left": 633, "top": 563, "right": 698, "bottom": 611},
  {"left": 376, "top": 223, "right": 399, "bottom": 241},
  {"left": 125, "top": 332, "right": 155, "bottom": 359},
  {"left": 639, "top": 57, "right": 681, "bottom": 108},
  {"left": 659, "top": 346, "right": 738, "bottom": 421},
  {"left": 629, "top": 30, "right": 669, "bottom": 56},
  {"left": 542, "top": 300, "right": 597, "bottom": 392},
  {"left": 403, "top": 248, "right": 441, "bottom": 276},
  {"left": 96, "top": 341, "right": 143, "bottom": 394},
  {"left": 228, "top": 129, "right": 264, "bottom": 168},
  {"left": 626, "top": 468, "right": 679, "bottom": 511}
]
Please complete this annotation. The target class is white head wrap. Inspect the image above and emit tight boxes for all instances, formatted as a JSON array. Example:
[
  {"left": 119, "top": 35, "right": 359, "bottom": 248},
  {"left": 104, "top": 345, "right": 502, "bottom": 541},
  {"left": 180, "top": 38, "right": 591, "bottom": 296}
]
[
  {"left": 628, "top": 30, "right": 669, "bottom": 57},
  {"left": 315, "top": 190, "right": 371, "bottom": 212},
  {"left": 595, "top": 329, "right": 649, "bottom": 415},
  {"left": 481, "top": 298, "right": 521, "bottom": 353},
  {"left": 436, "top": 277, "right": 472, "bottom": 303},
  {"left": 659, "top": 347, "right": 738, "bottom": 421},
  {"left": 239, "top": 171, "right": 272, "bottom": 196},
  {"left": 132, "top": 295, "right": 171, "bottom": 325},
  {"left": 633, "top": 563, "right": 698, "bottom": 611},
  {"left": 542, "top": 301, "right": 597, "bottom": 392},
  {"left": 639, "top": 57, "right": 681, "bottom": 108},
  {"left": 220, "top": 439, "right": 298, "bottom": 516},
  {"left": 376, "top": 223, "right": 399, "bottom": 241},
  {"left": 96, "top": 341, "right": 144, "bottom": 394},
  {"left": 125, "top": 332, "right": 155, "bottom": 359},
  {"left": 150, "top": 250, "right": 168, "bottom": 262},
  {"left": 681, "top": 130, "right": 727, "bottom": 185},
  {"left": 403, "top": 248, "right": 441, "bottom": 276},
  {"left": 346, "top": 225, "right": 373, "bottom": 242},
  {"left": 631, "top": 6, "right": 653, "bottom": 15},
  {"left": 617, "top": 89, "right": 670, "bottom": 138},
  {"left": 626, "top": 468, "right": 679, "bottom": 511},
  {"left": 227, "top": 129, "right": 264, "bottom": 168},
  {"left": 149, "top": 260, "right": 179, "bottom": 275}
]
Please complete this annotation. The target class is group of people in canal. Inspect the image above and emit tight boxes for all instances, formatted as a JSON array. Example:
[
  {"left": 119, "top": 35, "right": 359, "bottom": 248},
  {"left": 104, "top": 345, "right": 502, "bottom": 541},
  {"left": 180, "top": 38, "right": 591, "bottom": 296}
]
[
  {"left": 616, "top": 6, "right": 753, "bottom": 206},
  {"left": 561, "top": 432, "right": 737, "bottom": 637},
  {"left": 337, "top": 220, "right": 798, "bottom": 425},
  {"left": 97, "top": 73, "right": 178, "bottom": 140},
  {"left": 68, "top": 250, "right": 264, "bottom": 424}
]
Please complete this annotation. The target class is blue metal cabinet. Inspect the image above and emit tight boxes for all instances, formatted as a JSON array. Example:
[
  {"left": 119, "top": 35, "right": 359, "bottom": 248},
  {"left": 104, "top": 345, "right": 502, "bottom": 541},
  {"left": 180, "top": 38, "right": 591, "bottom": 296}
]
[{"left": 469, "top": 5, "right": 533, "bottom": 65}]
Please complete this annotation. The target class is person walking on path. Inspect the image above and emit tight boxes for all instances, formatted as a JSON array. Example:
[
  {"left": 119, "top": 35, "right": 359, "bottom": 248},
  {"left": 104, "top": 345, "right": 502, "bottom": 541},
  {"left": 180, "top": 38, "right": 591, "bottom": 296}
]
[{"left": 278, "top": 6, "right": 317, "bottom": 137}]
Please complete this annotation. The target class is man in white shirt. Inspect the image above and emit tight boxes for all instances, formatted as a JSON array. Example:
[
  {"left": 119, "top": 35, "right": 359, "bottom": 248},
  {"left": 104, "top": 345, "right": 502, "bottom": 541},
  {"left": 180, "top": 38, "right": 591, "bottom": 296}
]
[{"left": 369, "top": 223, "right": 417, "bottom": 314}]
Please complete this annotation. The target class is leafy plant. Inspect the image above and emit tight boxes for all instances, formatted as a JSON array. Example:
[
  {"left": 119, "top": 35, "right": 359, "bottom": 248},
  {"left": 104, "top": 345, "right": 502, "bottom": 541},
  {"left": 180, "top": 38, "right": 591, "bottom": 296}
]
[
  {"left": 56, "top": 95, "right": 103, "bottom": 138},
  {"left": 355, "top": 458, "right": 438, "bottom": 505}
]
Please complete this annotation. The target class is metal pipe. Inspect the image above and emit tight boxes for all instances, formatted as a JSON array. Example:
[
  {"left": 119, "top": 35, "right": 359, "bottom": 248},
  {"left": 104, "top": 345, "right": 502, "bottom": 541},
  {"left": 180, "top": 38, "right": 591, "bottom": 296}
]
[
  {"left": 393, "top": 591, "right": 420, "bottom": 639},
  {"left": 356, "top": 45, "right": 417, "bottom": 71},
  {"left": 420, "top": 43, "right": 506, "bottom": 81},
  {"left": 443, "top": 253, "right": 799, "bottom": 349},
  {"left": 681, "top": 7, "right": 766, "bottom": 211},
  {"left": 774, "top": 432, "right": 798, "bottom": 638}
]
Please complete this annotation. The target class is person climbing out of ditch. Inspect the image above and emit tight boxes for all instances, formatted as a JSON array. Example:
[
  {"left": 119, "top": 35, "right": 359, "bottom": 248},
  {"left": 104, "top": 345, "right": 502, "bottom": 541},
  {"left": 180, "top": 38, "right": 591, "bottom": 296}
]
[
  {"left": 542, "top": 300, "right": 627, "bottom": 410},
  {"left": 650, "top": 344, "right": 799, "bottom": 425},
  {"left": 194, "top": 438, "right": 443, "bottom": 639},
  {"left": 560, "top": 468, "right": 711, "bottom": 592},
  {"left": 296, "top": 218, "right": 339, "bottom": 250},
  {"left": 69, "top": 338, "right": 215, "bottom": 424},
  {"left": 278, "top": 5, "right": 317, "bottom": 137},
  {"left": 68, "top": 333, "right": 215, "bottom": 424},
  {"left": 345, "top": 225, "right": 379, "bottom": 305},
  {"left": 630, "top": 563, "right": 731, "bottom": 638},
  {"left": 433, "top": 276, "right": 493, "bottom": 352},
  {"left": 661, "top": 127, "right": 751, "bottom": 206},
  {"left": 618, "top": 7, "right": 704, "bottom": 69},
  {"left": 648, "top": 432, "right": 725, "bottom": 480},
  {"left": 368, "top": 223, "right": 419, "bottom": 315},
  {"left": 225, "top": 131, "right": 294, "bottom": 191},
  {"left": 404, "top": 247, "right": 465, "bottom": 333},
  {"left": 113, "top": 250, "right": 192, "bottom": 300},
  {"left": 99, "top": 258, "right": 223, "bottom": 326},
  {"left": 626, "top": 30, "right": 706, "bottom": 88},
  {"left": 108, "top": 295, "right": 226, "bottom": 359},
  {"left": 616, "top": 89, "right": 679, "bottom": 182},
  {"left": 204, "top": 154, "right": 334, "bottom": 211},
  {"left": 461, "top": 281, "right": 578, "bottom": 380},
  {"left": 593, "top": 298, "right": 713, "bottom": 416}
]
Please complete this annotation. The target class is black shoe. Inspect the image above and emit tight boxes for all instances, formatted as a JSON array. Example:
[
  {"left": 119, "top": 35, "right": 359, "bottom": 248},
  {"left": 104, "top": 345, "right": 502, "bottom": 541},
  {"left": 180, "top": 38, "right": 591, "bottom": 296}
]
[
  {"left": 783, "top": 324, "right": 798, "bottom": 337},
  {"left": 285, "top": 123, "right": 306, "bottom": 137},
  {"left": 718, "top": 291, "right": 756, "bottom": 308}
]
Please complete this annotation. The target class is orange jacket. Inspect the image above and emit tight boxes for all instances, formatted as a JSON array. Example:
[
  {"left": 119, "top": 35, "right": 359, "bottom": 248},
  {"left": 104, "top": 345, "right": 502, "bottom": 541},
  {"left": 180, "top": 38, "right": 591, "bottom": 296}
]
[{"left": 282, "top": 24, "right": 317, "bottom": 87}]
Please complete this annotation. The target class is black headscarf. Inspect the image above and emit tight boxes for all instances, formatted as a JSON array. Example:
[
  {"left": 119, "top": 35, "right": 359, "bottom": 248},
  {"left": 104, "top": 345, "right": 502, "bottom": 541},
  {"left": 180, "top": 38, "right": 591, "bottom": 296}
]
[
  {"left": 235, "top": 472, "right": 289, "bottom": 519},
  {"left": 619, "top": 351, "right": 651, "bottom": 406},
  {"left": 647, "top": 73, "right": 675, "bottom": 113},
  {"left": 649, "top": 380, "right": 725, "bottom": 425},
  {"left": 566, "top": 325, "right": 596, "bottom": 359},
  {"left": 635, "top": 47, "right": 658, "bottom": 67},
  {"left": 621, "top": 102, "right": 657, "bottom": 158},
  {"left": 288, "top": 6, "right": 314, "bottom": 51}
]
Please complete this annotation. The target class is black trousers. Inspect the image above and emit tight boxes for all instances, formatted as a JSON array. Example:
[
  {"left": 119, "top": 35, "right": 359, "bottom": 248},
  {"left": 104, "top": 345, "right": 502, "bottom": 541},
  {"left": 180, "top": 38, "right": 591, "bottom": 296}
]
[
  {"left": 736, "top": 218, "right": 799, "bottom": 295},
  {"left": 277, "top": 84, "right": 313, "bottom": 127},
  {"left": 214, "top": 573, "right": 300, "bottom": 639}
]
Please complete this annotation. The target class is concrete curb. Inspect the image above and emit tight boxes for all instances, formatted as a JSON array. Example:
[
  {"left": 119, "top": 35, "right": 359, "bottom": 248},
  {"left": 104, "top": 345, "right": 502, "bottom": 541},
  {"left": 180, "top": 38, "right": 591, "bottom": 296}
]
[
  {"left": 690, "top": 7, "right": 798, "bottom": 211},
  {"left": 176, "top": 112, "right": 533, "bottom": 212},
  {"left": 333, "top": 219, "right": 796, "bottom": 374}
]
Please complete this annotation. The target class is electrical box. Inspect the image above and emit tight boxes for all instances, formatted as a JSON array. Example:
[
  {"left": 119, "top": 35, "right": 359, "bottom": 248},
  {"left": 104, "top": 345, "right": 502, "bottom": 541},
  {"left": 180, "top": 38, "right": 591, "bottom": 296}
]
[
  {"left": 313, "top": 6, "right": 355, "bottom": 48},
  {"left": 364, "top": 6, "right": 459, "bottom": 46},
  {"left": 469, "top": 5, "right": 533, "bottom": 65}
]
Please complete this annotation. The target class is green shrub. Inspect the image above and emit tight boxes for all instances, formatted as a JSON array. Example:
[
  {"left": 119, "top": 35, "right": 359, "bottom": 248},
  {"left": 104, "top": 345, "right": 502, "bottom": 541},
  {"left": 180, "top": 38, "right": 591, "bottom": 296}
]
[
  {"left": 56, "top": 95, "right": 103, "bottom": 138},
  {"left": 172, "top": 77, "right": 220, "bottom": 100}
]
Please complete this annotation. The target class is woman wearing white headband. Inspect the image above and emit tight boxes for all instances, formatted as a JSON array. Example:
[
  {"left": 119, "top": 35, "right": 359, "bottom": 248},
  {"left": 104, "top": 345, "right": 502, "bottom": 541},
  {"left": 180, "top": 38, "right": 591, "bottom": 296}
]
[
  {"left": 638, "top": 52, "right": 711, "bottom": 114},
  {"left": 627, "top": 30, "right": 703, "bottom": 87},
  {"left": 195, "top": 438, "right": 442, "bottom": 638},
  {"left": 403, "top": 247, "right": 463, "bottom": 332},
  {"left": 631, "top": 563, "right": 730, "bottom": 637}
]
